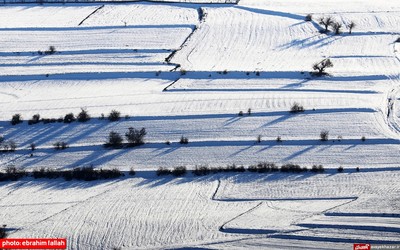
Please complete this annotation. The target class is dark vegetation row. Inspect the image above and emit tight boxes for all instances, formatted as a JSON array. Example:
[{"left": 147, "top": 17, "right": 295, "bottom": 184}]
[{"left": 0, "top": 164, "right": 360, "bottom": 182}]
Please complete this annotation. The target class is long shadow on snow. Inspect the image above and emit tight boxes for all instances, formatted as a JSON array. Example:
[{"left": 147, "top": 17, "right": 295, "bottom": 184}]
[{"left": 0, "top": 24, "right": 195, "bottom": 32}]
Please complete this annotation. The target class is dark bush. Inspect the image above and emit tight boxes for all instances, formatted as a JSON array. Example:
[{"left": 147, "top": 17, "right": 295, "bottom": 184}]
[
  {"left": 0, "top": 225, "right": 7, "bottom": 238},
  {"left": 172, "top": 166, "right": 187, "bottom": 177},
  {"left": 77, "top": 108, "right": 90, "bottom": 122},
  {"left": 313, "top": 59, "right": 333, "bottom": 76},
  {"left": 257, "top": 135, "right": 262, "bottom": 143},
  {"left": 45, "top": 46, "right": 56, "bottom": 55},
  {"left": 356, "top": 167, "right": 360, "bottom": 172},
  {"left": 129, "top": 167, "right": 136, "bottom": 176},
  {"left": 125, "top": 127, "right": 146, "bottom": 146},
  {"left": 165, "top": 140, "right": 171, "bottom": 145},
  {"left": 290, "top": 102, "right": 304, "bottom": 113},
  {"left": 11, "top": 114, "right": 23, "bottom": 125},
  {"left": 98, "top": 168, "right": 122, "bottom": 179},
  {"left": 305, "top": 14, "right": 312, "bottom": 21},
  {"left": 311, "top": 164, "right": 325, "bottom": 173},
  {"left": 32, "top": 167, "right": 61, "bottom": 179},
  {"left": 276, "top": 136, "right": 282, "bottom": 142},
  {"left": 108, "top": 110, "right": 121, "bottom": 122},
  {"left": 105, "top": 131, "right": 123, "bottom": 149},
  {"left": 320, "top": 130, "right": 329, "bottom": 141},
  {"left": 238, "top": 111, "right": 244, "bottom": 116},
  {"left": 210, "top": 166, "right": 224, "bottom": 174},
  {"left": 63, "top": 113, "right": 76, "bottom": 123},
  {"left": 54, "top": 141, "right": 68, "bottom": 150},
  {"left": 0, "top": 166, "right": 26, "bottom": 181},
  {"left": 224, "top": 164, "right": 245, "bottom": 172},
  {"left": 156, "top": 167, "right": 172, "bottom": 176},
  {"left": 28, "top": 114, "right": 41, "bottom": 125},
  {"left": 361, "top": 136, "right": 366, "bottom": 141},
  {"left": 179, "top": 136, "right": 189, "bottom": 144},
  {"left": 247, "top": 108, "right": 252, "bottom": 115},
  {"left": 30, "top": 143, "right": 36, "bottom": 151},
  {"left": 193, "top": 165, "right": 210, "bottom": 176},
  {"left": 337, "top": 166, "right": 344, "bottom": 173}
]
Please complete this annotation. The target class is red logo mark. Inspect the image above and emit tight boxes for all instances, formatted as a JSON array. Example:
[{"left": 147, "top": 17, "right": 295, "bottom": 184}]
[{"left": 354, "top": 244, "right": 371, "bottom": 250}]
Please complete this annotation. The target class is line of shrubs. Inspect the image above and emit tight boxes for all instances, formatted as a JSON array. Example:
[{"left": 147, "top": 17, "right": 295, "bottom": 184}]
[
  {"left": 10, "top": 108, "right": 129, "bottom": 126},
  {"left": 0, "top": 164, "right": 354, "bottom": 182},
  {"left": 158, "top": 163, "right": 326, "bottom": 177},
  {"left": 0, "top": 166, "right": 123, "bottom": 182}
]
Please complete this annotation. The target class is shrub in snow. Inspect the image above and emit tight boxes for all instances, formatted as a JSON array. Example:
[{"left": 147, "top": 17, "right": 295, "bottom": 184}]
[
  {"left": 63, "top": 113, "right": 76, "bottom": 123},
  {"left": 238, "top": 111, "right": 244, "bottom": 116},
  {"left": 320, "top": 130, "right": 329, "bottom": 141},
  {"left": 0, "top": 225, "right": 7, "bottom": 238},
  {"left": 318, "top": 17, "right": 334, "bottom": 33},
  {"left": 172, "top": 166, "right": 187, "bottom": 177},
  {"left": 280, "top": 164, "right": 301, "bottom": 173},
  {"left": 347, "top": 21, "right": 356, "bottom": 34},
  {"left": 313, "top": 59, "right": 333, "bottom": 76},
  {"left": 45, "top": 46, "right": 56, "bottom": 55},
  {"left": 179, "top": 136, "right": 189, "bottom": 144},
  {"left": 290, "top": 102, "right": 305, "bottom": 113},
  {"left": 337, "top": 166, "right": 344, "bottom": 173},
  {"left": 247, "top": 108, "right": 252, "bottom": 115},
  {"left": 11, "top": 114, "right": 22, "bottom": 125},
  {"left": 224, "top": 164, "right": 245, "bottom": 172},
  {"left": 361, "top": 136, "right": 366, "bottom": 141},
  {"left": 30, "top": 143, "right": 36, "bottom": 151},
  {"left": 305, "top": 14, "right": 313, "bottom": 22},
  {"left": 356, "top": 167, "right": 360, "bottom": 172},
  {"left": 156, "top": 167, "right": 172, "bottom": 176},
  {"left": 28, "top": 114, "right": 41, "bottom": 125},
  {"left": 0, "top": 166, "right": 26, "bottom": 181},
  {"left": 311, "top": 164, "right": 325, "bottom": 173},
  {"left": 193, "top": 165, "right": 210, "bottom": 176},
  {"left": 256, "top": 135, "right": 262, "bottom": 143},
  {"left": 108, "top": 110, "right": 121, "bottom": 122},
  {"left": 105, "top": 131, "right": 123, "bottom": 149},
  {"left": 180, "top": 69, "right": 187, "bottom": 75},
  {"left": 129, "top": 167, "right": 136, "bottom": 176},
  {"left": 77, "top": 108, "right": 90, "bottom": 122},
  {"left": 32, "top": 167, "right": 61, "bottom": 179},
  {"left": 54, "top": 141, "right": 68, "bottom": 150},
  {"left": 276, "top": 136, "right": 282, "bottom": 142},
  {"left": 125, "top": 127, "right": 147, "bottom": 146},
  {"left": 165, "top": 140, "right": 171, "bottom": 145}
]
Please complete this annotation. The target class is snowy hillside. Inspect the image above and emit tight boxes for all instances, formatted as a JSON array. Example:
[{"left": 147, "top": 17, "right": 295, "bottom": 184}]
[{"left": 0, "top": 0, "right": 399, "bottom": 249}]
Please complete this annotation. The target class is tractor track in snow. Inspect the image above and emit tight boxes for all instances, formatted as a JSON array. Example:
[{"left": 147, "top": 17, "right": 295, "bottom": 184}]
[{"left": 212, "top": 178, "right": 359, "bottom": 237}]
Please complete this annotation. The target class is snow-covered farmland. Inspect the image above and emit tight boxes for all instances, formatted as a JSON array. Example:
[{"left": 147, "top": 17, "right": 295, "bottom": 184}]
[{"left": 0, "top": 0, "right": 400, "bottom": 248}]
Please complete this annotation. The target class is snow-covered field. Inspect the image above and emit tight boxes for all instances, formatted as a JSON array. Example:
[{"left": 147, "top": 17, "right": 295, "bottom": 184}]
[{"left": 0, "top": 0, "right": 399, "bottom": 248}]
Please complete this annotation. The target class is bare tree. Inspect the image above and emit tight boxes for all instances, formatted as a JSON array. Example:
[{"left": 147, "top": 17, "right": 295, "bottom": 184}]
[
  {"left": 313, "top": 59, "right": 333, "bottom": 76},
  {"left": 319, "top": 17, "right": 334, "bottom": 32},
  {"left": 347, "top": 21, "right": 356, "bottom": 34},
  {"left": 331, "top": 22, "right": 342, "bottom": 35}
]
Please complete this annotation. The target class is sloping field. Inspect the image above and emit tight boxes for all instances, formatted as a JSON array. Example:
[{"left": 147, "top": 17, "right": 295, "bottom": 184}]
[{"left": 2, "top": 171, "right": 399, "bottom": 249}]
